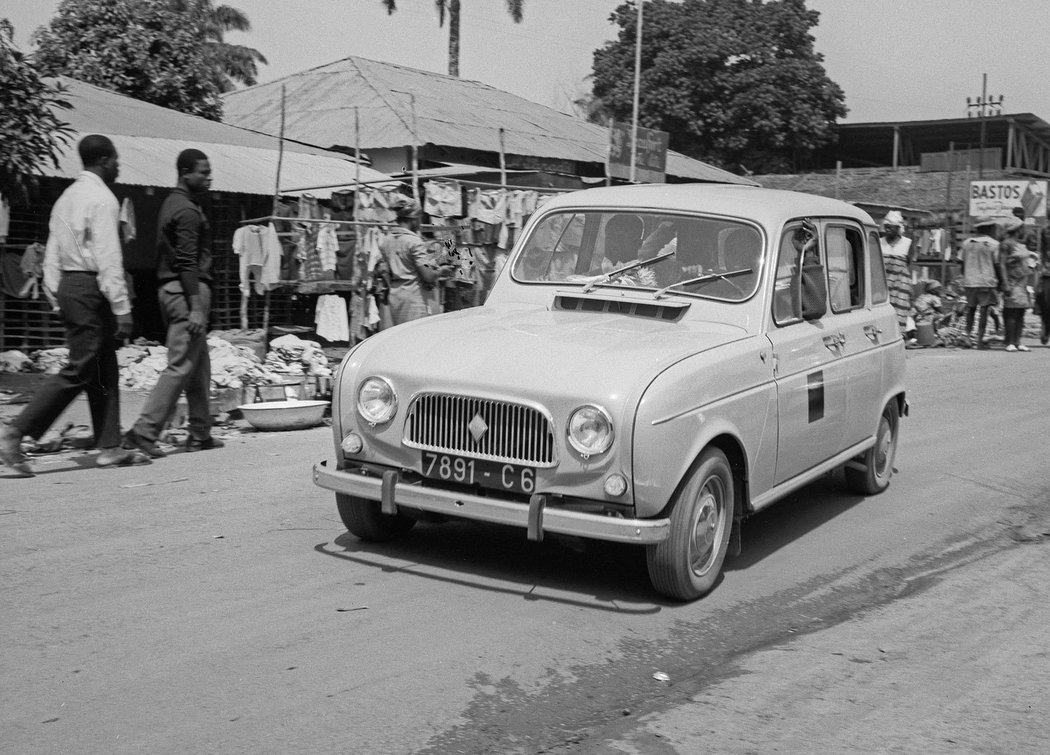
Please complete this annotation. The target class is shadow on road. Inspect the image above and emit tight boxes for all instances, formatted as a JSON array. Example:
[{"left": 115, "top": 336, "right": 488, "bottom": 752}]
[
  {"left": 729, "top": 471, "right": 867, "bottom": 571},
  {"left": 314, "top": 518, "right": 665, "bottom": 614},
  {"left": 312, "top": 471, "right": 874, "bottom": 608}
]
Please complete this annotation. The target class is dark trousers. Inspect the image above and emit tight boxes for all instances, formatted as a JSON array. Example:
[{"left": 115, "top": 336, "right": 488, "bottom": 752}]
[
  {"left": 13, "top": 272, "right": 122, "bottom": 447},
  {"left": 132, "top": 281, "right": 211, "bottom": 442},
  {"left": 1003, "top": 307, "right": 1025, "bottom": 347}
]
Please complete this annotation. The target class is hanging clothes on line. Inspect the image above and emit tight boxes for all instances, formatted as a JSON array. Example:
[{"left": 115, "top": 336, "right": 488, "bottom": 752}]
[
  {"left": 355, "top": 187, "right": 399, "bottom": 223},
  {"left": 119, "top": 197, "right": 137, "bottom": 243},
  {"left": 423, "top": 179, "right": 464, "bottom": 219},
  {"left": 295, "top": 194, "right": 325, "bottom": 281},
  {"left": 18, "top": 241, "right": 45, "bottom": 299},
  {"left": 0, "top": 194, "right": 10, "bottom": 242},
  {"left": 316, "top": 214, "right": 339, "bottom": 273},
  {"left": 232, "top": 222, "right": 282, "bottom": 295},
  {"left": 315, "top": 294, "right": 350, "bottom": 342}
]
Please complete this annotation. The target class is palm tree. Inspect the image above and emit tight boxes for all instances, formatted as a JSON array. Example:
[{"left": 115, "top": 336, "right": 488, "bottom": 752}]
[
  {"left": 169, "top": 0, "right": 268, "bottom": 91},
  {"left": 381, "top": 1, "right": 524, "bottom": 77}
]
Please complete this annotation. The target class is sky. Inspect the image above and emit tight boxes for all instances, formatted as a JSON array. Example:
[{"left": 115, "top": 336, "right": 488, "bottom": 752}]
[{"left": 4, "top": 0, "right": 1049, "bottom": 124}]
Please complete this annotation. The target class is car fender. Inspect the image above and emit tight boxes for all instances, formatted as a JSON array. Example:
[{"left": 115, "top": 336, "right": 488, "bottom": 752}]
[{"left": 631, "top": 338, "right": 777, "bottom": 519}]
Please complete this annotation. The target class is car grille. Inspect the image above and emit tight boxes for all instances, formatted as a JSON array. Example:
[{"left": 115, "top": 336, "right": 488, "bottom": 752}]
[{"left": 404, "top": 393, "right": 557, "bottom": 467}]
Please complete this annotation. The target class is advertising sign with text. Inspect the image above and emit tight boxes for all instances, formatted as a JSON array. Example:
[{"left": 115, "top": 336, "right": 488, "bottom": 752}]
[
  {"left": 609, "top": 121, "right": 669, "bottom": 183},
  {"left": 969, "top": 179, "right": 1047, "bottom": 218}
]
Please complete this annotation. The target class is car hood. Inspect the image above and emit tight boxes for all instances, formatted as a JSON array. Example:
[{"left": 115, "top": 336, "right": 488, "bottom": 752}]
[{"left": 346, "top": 304, "right": 747, "bottom": 401}]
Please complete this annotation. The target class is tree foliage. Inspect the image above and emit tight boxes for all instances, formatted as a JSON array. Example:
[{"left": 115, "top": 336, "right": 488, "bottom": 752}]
[
  {"left": 0, "top": 19, "right": 74, "bottom": 202},
  {"left": 380, "top": 1, "right": 524, "bottom": 77},
  {"left": 167, "top": 0, "right": 268, "bottom": 91},
  {"left": 591, "top": 0, "right": 847, "bottom": 173},
  {"left": 32, "top": 0, "right": 224, "bottom": 120}
]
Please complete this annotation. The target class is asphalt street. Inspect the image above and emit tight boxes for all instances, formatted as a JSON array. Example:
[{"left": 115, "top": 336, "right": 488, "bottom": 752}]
[{"left": 2, "top": 342, "right": 1048, "bottom": 754}]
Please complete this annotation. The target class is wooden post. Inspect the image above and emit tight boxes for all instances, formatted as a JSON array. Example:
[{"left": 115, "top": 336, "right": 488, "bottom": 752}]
[
  {"left": 410, "top": 94, "right": 419, "bottom": 203},
  {"left": 498, "top": 127, "right": 507, "bottom": 188},
  {"left": 834, "top": 160, "right": 842, "bottom": 200},
  {"left": 354, "top": 106, "right": 361, "bottom": 188},
  {"left": 942, "top": 142, "right": 954, "bottom": 285},
  {"left": 257, "top": 83, "right": 287, "bottom": 331}
]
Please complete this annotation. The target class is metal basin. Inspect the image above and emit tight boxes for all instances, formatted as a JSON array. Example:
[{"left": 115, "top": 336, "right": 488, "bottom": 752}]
[{"left": 238, "top": 400, "right": 329, "bottom": 431}]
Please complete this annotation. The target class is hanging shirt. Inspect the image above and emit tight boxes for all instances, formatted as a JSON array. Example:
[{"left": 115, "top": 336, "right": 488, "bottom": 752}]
[
  {"left": 316, "top": 221, "right": 339, "bottom": 271},
  {"left": 315, "top": 294, "right": 350, "bottom": 342},
  {"left": 42, "top": 171, "right": 130, "bottom": 315},
  {"left": 0, "top": 194, "right": 10, "bottom": 240},
  {"left": 467, "top": 188, "right": 508, "bottom": 225},
  {"left": 232, "top": 223, "right": 282, "bottom": 295},
  {"left": 424, "top": 180, "right": 463, "bottom": 218},
  {"left": 119, "top": 197, "right": 137, "bottom": 243}
]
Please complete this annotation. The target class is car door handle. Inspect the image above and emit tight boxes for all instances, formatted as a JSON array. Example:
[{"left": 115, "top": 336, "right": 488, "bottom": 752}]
[
  {"left": 863, "top": 325, "right": 882, "bottom": 343},
  {"left": 823, "top": 334, "right": 842, "bottom": 351}
]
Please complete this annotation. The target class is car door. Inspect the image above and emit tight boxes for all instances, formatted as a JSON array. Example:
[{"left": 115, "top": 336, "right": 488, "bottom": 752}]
[
  {"left": 766, "top": 220, "right": 849, "bottom": 485},
  {"left": 822, "top": 222, "right": 887, "bottom": 448}
]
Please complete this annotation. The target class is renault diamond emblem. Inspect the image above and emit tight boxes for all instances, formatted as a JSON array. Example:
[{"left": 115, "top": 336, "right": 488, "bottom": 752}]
[{"left": 468, "top": 413, "right": 488, "bottom": 442}]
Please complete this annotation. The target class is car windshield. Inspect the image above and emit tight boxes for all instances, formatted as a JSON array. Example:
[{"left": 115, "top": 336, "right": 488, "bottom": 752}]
[{"left": 510, "top": 210, "right": 765, "bottom": 301}]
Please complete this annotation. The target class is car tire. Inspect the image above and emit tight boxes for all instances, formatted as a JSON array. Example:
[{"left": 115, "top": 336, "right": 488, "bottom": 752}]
[
  {"left": 646, "top": 448, "right": 734, "bottom": 601},
  {"left": 845, "top": 401, "right": 899, "bottom": 495},
  {"left": 337, "top": 493, "right": 415, "bottom": 541}
]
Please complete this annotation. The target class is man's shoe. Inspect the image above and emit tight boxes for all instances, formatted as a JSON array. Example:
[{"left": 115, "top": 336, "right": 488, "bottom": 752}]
[
  {"left": 1005, "top": 344, "right": 1018, "bottom": 352},
  {"left": 186, "top": 436, "right": 225, "bottom": 452},
  {"left": 0, "top": 421, "right": 34, "bottom": 476},
  {"left": 123, "top": 428, "right": 166, "bottom": 458},
  {"left": 96, "top": 447, "right": 149, "bottom": 467}
]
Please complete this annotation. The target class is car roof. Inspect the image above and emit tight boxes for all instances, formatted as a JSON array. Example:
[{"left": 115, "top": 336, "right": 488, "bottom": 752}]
[{"left": 537, "top": 183, "right": 876, "bottom": 229}]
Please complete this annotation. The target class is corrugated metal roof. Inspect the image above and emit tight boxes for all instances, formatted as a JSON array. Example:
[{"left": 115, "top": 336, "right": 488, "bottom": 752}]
[
  {"left": 222, "top": 56, "right": 753, "bottom": 185},
  {"left": 37, "top": 77, "right": 396, "bottom": 195}
]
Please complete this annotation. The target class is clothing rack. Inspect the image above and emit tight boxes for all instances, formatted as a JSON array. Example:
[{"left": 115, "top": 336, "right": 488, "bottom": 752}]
[
  {"left": 425, "top": 177, "right": 579, "bottom": 193},
  {"left": 237, "top": 215, "right": 457, "bottom": 231}
]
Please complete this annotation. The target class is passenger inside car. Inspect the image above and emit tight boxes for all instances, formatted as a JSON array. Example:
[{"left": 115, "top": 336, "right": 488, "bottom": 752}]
[{"left": 602, "top": 214, "right": 645, "bottom": 268}]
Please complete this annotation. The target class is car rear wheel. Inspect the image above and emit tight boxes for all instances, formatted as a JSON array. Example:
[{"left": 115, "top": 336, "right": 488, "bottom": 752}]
[
  {"left": 646, "top": 448, "right": 734, "bottom": 601},
  {"left": 337, "top": 493, "right": 415, "bottom": 541},
  {"left": 845, "top": 401, "right": 899, "bottom": 495}
]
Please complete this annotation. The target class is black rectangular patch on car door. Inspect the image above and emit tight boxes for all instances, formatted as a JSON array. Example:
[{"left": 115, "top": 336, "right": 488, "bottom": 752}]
[{"left": 807, "top": 371, "right": 825, "bottom": 423}]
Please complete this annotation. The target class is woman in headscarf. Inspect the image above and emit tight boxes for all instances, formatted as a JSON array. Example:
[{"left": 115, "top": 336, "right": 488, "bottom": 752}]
[
  {"left": 380, "top": 196, "right": 452, "bottom": 326},
  {"left": 880, "top": 210, "right": 913, "bottom": 334}
]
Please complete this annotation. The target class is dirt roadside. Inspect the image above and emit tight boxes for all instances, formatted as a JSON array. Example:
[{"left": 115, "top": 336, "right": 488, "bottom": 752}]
[{"left": 585, "top": 513, "right": 1050, "bottom": 754}]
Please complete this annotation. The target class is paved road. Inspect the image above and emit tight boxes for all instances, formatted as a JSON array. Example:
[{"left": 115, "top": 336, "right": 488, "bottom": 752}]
[{"left": 2, "top": 344, "right": 1048, "bottom": 753}]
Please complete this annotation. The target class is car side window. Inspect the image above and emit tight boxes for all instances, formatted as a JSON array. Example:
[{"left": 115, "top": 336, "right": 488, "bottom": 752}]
[
  {"left": 773, "top": 224, "right": 804, "bottom": 326},
  {"left": 826, "top": 225, "right": 866, "bottom": 312},
  {"left": 868, "top": 230, "right": 889, "bottom": 304}
]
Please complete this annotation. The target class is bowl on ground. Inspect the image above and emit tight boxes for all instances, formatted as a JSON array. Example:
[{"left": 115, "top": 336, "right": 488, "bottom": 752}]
[{"left": 238, "top": 399, "right": 329, "bottom": 431}]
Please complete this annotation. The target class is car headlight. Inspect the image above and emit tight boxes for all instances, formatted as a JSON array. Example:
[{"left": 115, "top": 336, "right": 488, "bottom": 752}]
[
  {"left": 357, "top": 376, "right": 397, "bottom": 425},
  {"left": 566, "top": 404, "right": 614, "bottom": 457}
]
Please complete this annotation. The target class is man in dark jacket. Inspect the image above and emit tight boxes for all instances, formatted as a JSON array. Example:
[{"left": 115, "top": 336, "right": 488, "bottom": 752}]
[{"left": 123, "top": 148, "right": 224, "bottom": 457}]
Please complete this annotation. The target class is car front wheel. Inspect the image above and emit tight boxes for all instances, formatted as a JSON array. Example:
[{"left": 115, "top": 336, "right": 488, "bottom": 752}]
[
  {"left": 646, "top": 448, "right": 734, "bottom": 601},
  {"left": 337, "top": 493, "right": 415, "bottom": 541}
]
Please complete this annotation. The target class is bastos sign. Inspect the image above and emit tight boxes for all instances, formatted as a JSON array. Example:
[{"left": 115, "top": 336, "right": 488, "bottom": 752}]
[
  {"left": 609, "top": 121, "right": 669, "bottom": 183},
  {"left": 969, "top": 179, "right": 1047, "bottom": 219}
]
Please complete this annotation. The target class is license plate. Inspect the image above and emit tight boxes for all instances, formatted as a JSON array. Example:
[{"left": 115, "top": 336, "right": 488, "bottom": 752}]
[{"left": 420, "top": 452, "right": 536, "bottom": 494}]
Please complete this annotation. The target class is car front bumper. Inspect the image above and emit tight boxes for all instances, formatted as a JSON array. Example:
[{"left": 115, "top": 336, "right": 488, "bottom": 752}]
[{"left": 314, "top": 460, "right": 670, "bottom": 545}]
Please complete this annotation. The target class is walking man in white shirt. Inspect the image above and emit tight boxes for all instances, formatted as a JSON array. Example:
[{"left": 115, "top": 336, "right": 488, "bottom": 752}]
[{"left": 0, "top": 135, "right": 139, "bottom": 476}]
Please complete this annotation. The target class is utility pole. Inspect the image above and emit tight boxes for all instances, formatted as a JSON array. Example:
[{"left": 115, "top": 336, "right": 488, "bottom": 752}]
[
  {"left": 966, "top": 74, "right": 1004, "bottom": 179},
  {"left": 630, "top": 0, "right": 643, "bottom": 183}
]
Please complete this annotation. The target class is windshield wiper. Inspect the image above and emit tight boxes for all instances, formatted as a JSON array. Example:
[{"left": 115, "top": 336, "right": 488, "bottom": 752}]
[
  {"left": 579, "top": 250, "right": 675, "bottom": 293},
  {"left": 653, "top": 267, "right": 753, "bottom": 299}
]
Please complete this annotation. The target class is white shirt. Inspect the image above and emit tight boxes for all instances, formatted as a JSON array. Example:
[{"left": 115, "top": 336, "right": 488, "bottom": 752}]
[{"left": 43, "top": 171, "right": 130, "bottom": 315}]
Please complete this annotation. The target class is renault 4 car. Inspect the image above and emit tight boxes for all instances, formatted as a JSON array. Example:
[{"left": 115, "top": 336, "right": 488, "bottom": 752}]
[{"left": 314, "top": 183, "right": 906, "bottom": 600}]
